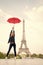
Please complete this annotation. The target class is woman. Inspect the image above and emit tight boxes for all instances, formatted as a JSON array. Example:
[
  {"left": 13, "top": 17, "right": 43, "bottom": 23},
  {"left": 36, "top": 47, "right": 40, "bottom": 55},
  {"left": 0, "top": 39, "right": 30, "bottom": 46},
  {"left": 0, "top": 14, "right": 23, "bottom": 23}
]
[{"left": 6, "top": 28, "right": 16, "bottom": 58}]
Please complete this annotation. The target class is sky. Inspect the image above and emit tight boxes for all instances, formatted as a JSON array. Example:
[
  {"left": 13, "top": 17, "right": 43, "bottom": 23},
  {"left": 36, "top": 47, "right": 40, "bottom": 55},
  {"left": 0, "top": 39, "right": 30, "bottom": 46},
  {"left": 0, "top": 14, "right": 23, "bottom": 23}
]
[{"left": 0, "top": 0, "right": 43, "bottom": 54}]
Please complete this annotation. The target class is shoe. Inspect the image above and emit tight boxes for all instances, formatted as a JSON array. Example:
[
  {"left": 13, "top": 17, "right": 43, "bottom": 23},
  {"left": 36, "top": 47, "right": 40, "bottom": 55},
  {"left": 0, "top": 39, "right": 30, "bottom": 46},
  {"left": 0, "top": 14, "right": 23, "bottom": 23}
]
[
  {"left": 5, "top": 57, "right": 7, "bottom": 59},
  {"left": 14, "top": 57, "right": 16, "bottom": 59}
]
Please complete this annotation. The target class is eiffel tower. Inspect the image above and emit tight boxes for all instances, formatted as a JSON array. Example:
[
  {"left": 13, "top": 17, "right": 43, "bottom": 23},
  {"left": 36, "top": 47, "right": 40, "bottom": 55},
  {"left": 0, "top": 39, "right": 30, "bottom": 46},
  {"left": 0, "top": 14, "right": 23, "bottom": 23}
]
[{"left": 18, "top": 20, "right": 31, "bottom": 55}]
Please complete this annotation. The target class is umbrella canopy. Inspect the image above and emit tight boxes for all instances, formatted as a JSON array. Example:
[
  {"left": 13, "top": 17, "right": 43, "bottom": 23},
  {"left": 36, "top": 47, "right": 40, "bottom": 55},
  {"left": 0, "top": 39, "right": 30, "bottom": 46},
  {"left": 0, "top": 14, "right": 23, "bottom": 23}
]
[{"left": 7, "top": 17, "right": 21, "bottom": 24}]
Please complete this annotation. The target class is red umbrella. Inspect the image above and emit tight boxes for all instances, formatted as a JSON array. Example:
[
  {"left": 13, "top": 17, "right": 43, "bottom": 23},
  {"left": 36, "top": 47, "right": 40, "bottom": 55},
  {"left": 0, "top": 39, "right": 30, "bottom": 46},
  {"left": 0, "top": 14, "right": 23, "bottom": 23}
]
[{"left": 7, "top": 17, "right": 21, "bottom": 24}]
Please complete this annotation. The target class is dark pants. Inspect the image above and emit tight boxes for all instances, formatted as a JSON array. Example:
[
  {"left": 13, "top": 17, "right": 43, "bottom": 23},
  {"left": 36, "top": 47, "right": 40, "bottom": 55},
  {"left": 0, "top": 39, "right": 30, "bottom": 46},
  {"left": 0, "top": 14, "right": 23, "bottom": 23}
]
[{"left": 6, "top": 43, "right": 16, "bottom": 57}]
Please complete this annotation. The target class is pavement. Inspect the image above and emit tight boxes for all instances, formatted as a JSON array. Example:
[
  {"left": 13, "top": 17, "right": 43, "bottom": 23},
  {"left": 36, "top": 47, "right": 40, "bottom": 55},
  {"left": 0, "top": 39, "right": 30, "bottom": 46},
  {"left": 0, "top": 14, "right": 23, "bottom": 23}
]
[{"left": 0, "top": 58, "right": 43, "bottom": 65}]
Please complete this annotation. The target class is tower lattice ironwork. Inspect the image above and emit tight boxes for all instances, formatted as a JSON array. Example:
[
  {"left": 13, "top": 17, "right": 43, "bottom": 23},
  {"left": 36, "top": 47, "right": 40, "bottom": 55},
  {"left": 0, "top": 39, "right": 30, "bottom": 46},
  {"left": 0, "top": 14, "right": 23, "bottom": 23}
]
[{"left": 18, "top": 20, "right": 31, "bottom": 55}]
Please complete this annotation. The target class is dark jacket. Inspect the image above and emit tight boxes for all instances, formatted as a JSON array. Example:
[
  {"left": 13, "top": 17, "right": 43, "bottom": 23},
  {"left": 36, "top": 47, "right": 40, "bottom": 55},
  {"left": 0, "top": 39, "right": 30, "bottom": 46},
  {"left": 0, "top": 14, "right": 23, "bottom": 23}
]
[
  {"left": 8, "top": 36, "right": 15, "bottom": 43},
  {"left": 8, "top": 30, "right": 15, "bottom": 43}
]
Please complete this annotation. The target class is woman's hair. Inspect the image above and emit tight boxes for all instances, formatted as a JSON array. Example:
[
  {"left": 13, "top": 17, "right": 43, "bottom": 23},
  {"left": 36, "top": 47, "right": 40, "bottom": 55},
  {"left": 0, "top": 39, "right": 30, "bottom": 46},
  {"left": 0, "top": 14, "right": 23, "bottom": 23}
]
[{"left": 10, "top": 31, "right": 15, "bottom": 37}]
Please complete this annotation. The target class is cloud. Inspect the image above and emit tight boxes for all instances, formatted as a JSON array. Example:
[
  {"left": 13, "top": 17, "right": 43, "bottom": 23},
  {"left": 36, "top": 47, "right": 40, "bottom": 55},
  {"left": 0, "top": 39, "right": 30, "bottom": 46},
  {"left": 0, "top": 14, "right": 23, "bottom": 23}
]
[
  {"left": 23, "top": 6, "right": 43, "bottom": 31},
  {"left": 24, "top": 6, "right": 43, "bottom": 22},
  {"left": 0, "top": 9, "right": 12, "bottom": 23}
]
